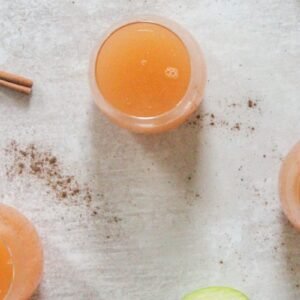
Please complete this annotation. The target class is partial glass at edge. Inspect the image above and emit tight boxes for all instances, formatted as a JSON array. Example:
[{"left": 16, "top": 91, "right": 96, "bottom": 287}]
[
  {"left": 279, "top": 141, "right": 300, "bottom": 230},
  {"left": 0, "top": 239, "right": 14, "bottom": 300}
]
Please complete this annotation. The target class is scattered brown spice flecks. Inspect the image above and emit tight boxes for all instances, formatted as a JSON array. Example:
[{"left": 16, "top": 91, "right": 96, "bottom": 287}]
[
  {"left": 188, "top": 101, "right": 258, "bottom": 134},
  {"left": 18, "top": 162, "right": 25, "bottom": 174},
  {"left": 248, "top": 99, "right": 257, "bottom": 108},
  {"left": 20, "top": 150, "right": 27, "bottom": 157},
  {"left": 4, "top": 141, "right": 93, "bottom": 208},
  {"left": 232, "top": 123, "right": 241, "bottom": 131},
  {"left": 49, "top": 157, "right": 57, "bottom": 164},
  {"left": 219, "top": 260, "right": 224, "bottom": 264},
  {"left": 107, "top": 216, "right": 122, "bottom": 223},
  {"left": 220, "top": 120, "right": 229, "bottom": 127},
  {"left": 114, "top": 216, "right": 121, "bottom": 223}
]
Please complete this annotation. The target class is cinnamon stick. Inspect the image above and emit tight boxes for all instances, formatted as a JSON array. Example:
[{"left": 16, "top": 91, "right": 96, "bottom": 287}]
[
  {"left": 0, "top": 79, "right": 32, "bottom": 94},
  {"left": 0, "top": 70, "right": 33, "bottom": 88}
]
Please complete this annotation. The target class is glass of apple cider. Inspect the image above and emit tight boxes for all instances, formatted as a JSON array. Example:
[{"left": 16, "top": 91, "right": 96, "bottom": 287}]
[
  {"left": 279, "top": 141, "right": 300, "bottom": 230},
  {"left": 90, "top": 16, "right": 206, "bottom": 133},
  {"left": 0, "top": 204, "right": 43, "bottom": 300},
  {"left": 0, "top": 240, "right": 14, "bottom": 300}
]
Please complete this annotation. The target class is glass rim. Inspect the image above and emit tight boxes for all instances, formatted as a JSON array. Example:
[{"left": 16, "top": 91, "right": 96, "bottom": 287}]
[{"left": 89, "top": 15, "right": 206, "bottom": 132}]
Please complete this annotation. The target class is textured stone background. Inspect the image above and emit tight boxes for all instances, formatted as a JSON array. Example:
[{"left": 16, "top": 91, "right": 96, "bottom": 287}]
[{"left": 0, "top": 0, "right": 299, "bottom": 299}]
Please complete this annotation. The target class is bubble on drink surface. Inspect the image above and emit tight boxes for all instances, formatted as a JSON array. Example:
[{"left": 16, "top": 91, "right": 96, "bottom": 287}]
[
  {"left": 165, "top": 67, "right": 178, "bottom": 79},
  {"left": 125, "top": 97, "right": 132, "bottom": 106},
  {"left": 140, "top": 59, "right": 148, "bottom": 66}
]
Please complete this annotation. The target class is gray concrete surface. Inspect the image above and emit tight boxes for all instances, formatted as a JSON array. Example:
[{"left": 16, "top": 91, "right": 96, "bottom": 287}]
[{"left": 0, "top": 0, "right": 299, "bottom": 299}]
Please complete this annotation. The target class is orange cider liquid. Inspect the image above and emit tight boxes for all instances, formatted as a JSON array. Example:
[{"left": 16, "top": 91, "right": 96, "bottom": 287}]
[
  {"left": 0, "top": 240, "right": 13, "bottom": 299},
  {"left": 95, "top": 22, "right": 191, "bottom": 117}
]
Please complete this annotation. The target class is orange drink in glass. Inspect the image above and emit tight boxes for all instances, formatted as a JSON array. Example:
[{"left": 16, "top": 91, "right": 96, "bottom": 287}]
[
  {"left": 279, "top": 142, "right": 300, "bottom": 230},
  {"left": 0, "top": 204, "right": 43, "bottom": 300},
  {"left": 90, "top": 16, "right": 206, "bottom": 133}
]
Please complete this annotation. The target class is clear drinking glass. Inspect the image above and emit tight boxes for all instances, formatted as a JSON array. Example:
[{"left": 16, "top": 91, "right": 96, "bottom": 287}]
[
  {"left": 279, "top": 141, "right": 300, "bottom": 230},
  {"left": 90, "top": 15, "right": 207, "bottom": 133},
  {"left": 0, "top": 204, "right": 43, "bottom": 300}
]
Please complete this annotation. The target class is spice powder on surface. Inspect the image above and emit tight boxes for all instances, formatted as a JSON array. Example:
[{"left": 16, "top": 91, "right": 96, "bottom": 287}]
[{"left": 4, "top": 141, "right": 92, "bottom": 206}]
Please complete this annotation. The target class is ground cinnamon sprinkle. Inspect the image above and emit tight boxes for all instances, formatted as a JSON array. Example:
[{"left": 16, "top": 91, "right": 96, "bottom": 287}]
[
  {"left": 232, "top": 123, "right": 241, "bottom": 131},
  {"left": 188, "top": 98, "right": 260, "bottom": 131},
  {"left": 5, "top": 141, "right": 93, "bottom": 207},
  {"left": 248, "top": 99, "right": 257, "bottom": 108}
]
